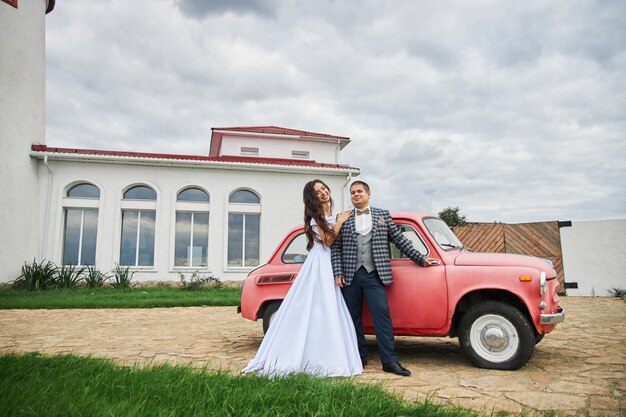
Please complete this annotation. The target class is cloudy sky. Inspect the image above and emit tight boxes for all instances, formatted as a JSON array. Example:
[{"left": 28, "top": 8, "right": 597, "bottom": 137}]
[{"left": 45, "top": 0, "right": 626, "bottom": 223}]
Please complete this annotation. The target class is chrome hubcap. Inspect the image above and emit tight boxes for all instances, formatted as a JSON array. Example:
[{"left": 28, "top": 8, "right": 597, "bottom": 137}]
[
  {"left": 481, "top": 325, "right": 509, "bottom": 351},
  {"left": 470, "top": 314, "right": 519, "bottom": 363}
]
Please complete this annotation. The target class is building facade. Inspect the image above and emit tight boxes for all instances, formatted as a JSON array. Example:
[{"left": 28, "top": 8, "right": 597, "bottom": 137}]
[
  {"left": 0, "top": 1, "right": 359, "bottom": 283},
  {"left": 0, "top": 0, "right": 55, "bottom": 283},
  {"left": 29, "top": 128, "right": 358, "bottom": 283}
]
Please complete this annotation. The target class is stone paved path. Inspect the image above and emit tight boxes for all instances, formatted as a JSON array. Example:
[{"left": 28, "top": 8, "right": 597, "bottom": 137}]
[{"left": 0, "top": 297, "right": 624, "bottom": 416}]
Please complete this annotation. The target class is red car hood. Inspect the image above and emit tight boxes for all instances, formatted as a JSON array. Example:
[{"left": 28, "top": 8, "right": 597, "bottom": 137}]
[{"left": 453, "top": 251, "right": 557, "bottom": 277}]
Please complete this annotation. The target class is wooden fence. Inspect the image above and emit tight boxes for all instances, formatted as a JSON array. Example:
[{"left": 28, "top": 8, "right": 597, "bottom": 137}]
[{"left": 452, "top": 222, "right": 565, "bottom": 289}]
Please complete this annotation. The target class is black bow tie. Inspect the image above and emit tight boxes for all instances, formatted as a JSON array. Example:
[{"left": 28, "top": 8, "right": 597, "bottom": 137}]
[{"left": 356, "top": 208, "right": 370, "bottom": 215}]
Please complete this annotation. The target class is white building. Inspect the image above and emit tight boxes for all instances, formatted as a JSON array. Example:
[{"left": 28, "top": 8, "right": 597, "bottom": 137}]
[
  {"left": 29, "top": 127, "right": 358, "bottom": 283},
  {"left": 0, "top": 1, "right": 359, "bottom": 283}
]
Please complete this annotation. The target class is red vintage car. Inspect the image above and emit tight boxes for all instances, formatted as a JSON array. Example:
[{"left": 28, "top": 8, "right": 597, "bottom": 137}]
[{"left": 239, "top": 213, "right": 564, "bottom": 370}]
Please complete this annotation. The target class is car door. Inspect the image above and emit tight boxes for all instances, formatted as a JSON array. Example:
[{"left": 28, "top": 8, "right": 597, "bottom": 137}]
[{"left": 378, "top": 223, "right": 449, "bottom": 333}]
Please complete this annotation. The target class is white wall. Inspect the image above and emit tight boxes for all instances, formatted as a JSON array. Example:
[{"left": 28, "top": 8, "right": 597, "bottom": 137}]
[
  {"left": 0, "top": 0, "right": 357, "bottom": 285},
  {"left": 221, "top": 135, "right": 338, "bottom": 163},
  {"left": 561, "top": 219, "right": 626, "bottom": 296},
  {"left": 37, "top": 159, "right": 351, "bottom": 282},
  {"left": 0, "top": 0, "right": 47, "bottom": 282}
]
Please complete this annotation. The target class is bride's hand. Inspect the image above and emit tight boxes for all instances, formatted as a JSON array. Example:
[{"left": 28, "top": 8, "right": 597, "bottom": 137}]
[{"left": 336, "top": 210, "right": 353, "bottom": 224}]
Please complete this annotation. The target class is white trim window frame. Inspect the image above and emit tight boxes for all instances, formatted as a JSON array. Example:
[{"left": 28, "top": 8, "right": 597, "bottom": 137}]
[
  {"left": 174, "top": 203, "right": 210, "bottom": 269},
  {"left": 120, "top": 208, "right": 156, "bottom": 267},
  {"left": 62, "top": 205, "right": 99, "bottom": 266},
  {"left": 226, "top": 189, "right": 261, "bottom": 270},
  {"left": 119, "top": 186, "right": 158, "bottom": 268},
  {"left": 291, "top": 150, "right": 310, "bottom": 159},
  {"left": 240, "top": 147, "right": 259, "bottom": 156},
  {"left": 61, "top": 183, "right": 101, "bottom": 266},
  {"left": 173, "top": 187, "right": 210, "bottom": 270}
]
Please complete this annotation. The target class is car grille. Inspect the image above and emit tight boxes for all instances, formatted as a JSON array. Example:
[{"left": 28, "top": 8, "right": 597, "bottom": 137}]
[{"left": 255, "top": 273, "right": 296, "bottom": 285}]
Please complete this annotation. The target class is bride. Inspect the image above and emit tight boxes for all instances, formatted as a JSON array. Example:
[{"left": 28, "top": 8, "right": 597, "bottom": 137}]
[{"left": 242, "top": 179, "right": 362, "bottom": 377}]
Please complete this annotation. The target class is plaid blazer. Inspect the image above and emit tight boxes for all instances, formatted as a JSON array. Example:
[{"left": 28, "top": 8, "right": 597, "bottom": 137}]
[{"left": 331, "top": 207, "right": 426, "bottom": 286}]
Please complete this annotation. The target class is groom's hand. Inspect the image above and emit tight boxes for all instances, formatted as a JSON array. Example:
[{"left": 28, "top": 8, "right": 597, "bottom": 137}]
[
  {"left": 335, "top": 277, "right": 346, "bottom": 287},
  {"left": 422, "top": 258, "right": 440, "bottom": 267}
]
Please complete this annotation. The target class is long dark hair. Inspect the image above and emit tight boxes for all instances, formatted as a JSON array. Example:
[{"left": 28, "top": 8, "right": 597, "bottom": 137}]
[{"left": 303, "top": 179, "right": 336, "bottom": 250}]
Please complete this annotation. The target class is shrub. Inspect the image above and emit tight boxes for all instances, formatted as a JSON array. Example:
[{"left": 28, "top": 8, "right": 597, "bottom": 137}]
[
  {"left": 55, "top": 264, "right": 86, "bottom": 289},
  {"left": 110, "top": 264, "right": 136, "bottom": 289},
  {"left": 12, "top": 259, "right": 57, "bottom": 291},
  {"left": 607, "top": 288, "right": 626, "bottom": 298},
  {"left": 179, "top": 271, "right": 222, "bottom": 290},
  {"left": 84, "top": 266, "right": 110, "bottom": 288}
]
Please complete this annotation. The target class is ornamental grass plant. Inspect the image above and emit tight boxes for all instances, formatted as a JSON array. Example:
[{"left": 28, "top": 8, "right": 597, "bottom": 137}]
[
  {"left": 110, "top": 264, "right": 137, "bottom": 289},
  {"left": 12, "top": 260, "right": 106, "bottom": 290},
  {"left": 12, "top": 259, "right": 57, "bottom": 291},
  {"left": 83, "top": 266, "right": 110, "bottom": 288},
  {"left": 56, "top": 264, "right": 86, "bottom": 289}
]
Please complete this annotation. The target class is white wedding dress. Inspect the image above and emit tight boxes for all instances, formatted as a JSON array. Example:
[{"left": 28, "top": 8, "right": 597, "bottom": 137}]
[{"left": 242, "top": 216, "right": 362, "bottom": 377}]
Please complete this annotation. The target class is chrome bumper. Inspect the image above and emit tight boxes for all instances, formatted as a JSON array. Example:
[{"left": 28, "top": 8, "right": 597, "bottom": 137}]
[{"left": 541, "top": 307, "right": 565, "bottom": 324}]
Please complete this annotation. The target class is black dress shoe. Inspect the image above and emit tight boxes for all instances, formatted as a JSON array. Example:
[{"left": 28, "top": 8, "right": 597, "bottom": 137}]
[
  {"left": 361, "top": 357, "right": 368, "bottom": 367},
  {"left": 382, "top": 361, "right": 411, "bottom": 376}
]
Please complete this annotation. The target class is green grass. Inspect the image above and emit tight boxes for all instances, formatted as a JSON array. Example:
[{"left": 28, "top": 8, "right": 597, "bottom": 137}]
[
  {"left": 0, "top": 286, "right": 240, "bottom": 309},
  {"left": 0, "top": 352, "right": 481, "bottom": 417}
]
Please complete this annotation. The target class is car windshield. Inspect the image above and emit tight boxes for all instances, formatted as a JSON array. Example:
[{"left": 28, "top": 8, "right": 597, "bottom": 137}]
[{"left": 424, "top": 217, "right": 464, "bottom": 251}]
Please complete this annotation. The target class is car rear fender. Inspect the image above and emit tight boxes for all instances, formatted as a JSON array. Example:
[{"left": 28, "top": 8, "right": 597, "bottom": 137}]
[{"left": 257, "top": 299, "right": 283, "bottom": 321}]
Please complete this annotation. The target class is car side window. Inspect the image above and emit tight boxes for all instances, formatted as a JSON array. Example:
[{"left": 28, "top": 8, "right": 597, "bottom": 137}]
[
  {"left": 282, "top": 233, "right": 309, "bottom": 264},
  {"left": 390, "top": 224, "right": 429, "bottom": 259}
]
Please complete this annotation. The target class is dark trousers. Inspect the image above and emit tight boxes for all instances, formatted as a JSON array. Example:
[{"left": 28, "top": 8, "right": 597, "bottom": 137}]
[{"left": 341, "top": 266, "right": 397, "bottom": 364}]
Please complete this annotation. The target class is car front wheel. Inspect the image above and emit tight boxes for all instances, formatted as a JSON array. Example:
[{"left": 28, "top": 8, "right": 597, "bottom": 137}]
[
  {"left": 262, "top": 301, "right": 282, "bottom": 334},
  {"left": 459, "top": 301, "right": 535, "bottom": 370}
]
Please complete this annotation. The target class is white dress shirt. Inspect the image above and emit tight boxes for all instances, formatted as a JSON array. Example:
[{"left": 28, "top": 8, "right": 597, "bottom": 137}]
[{"left": 354, "top": 206, "right": 372, "bottom": 235}]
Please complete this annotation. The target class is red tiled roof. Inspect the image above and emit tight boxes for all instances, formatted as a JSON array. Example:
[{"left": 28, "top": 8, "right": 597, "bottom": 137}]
[
  {"left": 211, "top": 126, "right": 349, "bottom": 140},
  {"left": 30, "top": 144, "right": 358, "bottom": 171},
  {"left": 209, "top": 125, "right": 350, "bottom": 156}
]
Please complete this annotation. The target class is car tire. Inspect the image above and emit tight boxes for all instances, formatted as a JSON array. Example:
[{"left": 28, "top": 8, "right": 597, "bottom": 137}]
[
  {"left": 262, "top": 301, "right": 282, "bottom": 334},
  {"left": 459, "top": 301, "right": 535, "bottom": 370}
]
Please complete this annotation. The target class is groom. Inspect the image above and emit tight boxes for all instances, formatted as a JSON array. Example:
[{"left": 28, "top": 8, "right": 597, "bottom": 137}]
[{"left": 331, "top": 181, "right": 438, "bottom": 376}]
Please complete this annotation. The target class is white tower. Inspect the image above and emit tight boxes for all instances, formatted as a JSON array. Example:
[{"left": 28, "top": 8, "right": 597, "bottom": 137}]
[{"left": 0, "top": 0, "right": 55, "bottom": 282}]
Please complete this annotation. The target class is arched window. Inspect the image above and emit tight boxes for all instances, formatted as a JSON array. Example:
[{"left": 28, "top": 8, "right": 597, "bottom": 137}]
[
  {"left": 177, "top": 187, "right": 210, "bottom": 202},
  {"left": 174, "top": 187, "right": 210, "bottom": 267},
  {"left": 120, "top": 185, "right": 157, "bottom": 267},
  {"left": 227, "top": 189, "right": 261, "bottom": 268},
  {"left": 62, "top": 182, "right": 100, "bottom": 265},
  {"left": 123, "top": 185, "right": 157, "bottom": 200},
  {"left": 229, "top": 190, "right": 260, "bottom": 204},
  {"left": 67, "top": 183, "right": 100, "bottom": 199}
]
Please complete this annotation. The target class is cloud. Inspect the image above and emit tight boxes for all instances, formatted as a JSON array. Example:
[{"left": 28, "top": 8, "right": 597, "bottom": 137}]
[
  {"left": 174, "top": 0, "right": 276, "bottom": 19},
  {"left": 44, "top": 0, "right": 626, "bottom": 222}
]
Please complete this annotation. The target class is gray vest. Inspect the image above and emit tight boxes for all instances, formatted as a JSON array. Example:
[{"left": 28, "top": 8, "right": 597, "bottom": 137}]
[{"left": 356, "top": 231, "right": 376, "bottom": 273}]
